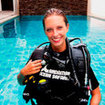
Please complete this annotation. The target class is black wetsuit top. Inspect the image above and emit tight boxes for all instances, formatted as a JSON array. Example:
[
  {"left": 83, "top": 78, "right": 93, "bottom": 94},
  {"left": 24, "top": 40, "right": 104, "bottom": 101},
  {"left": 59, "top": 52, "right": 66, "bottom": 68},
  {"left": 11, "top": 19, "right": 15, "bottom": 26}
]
[{"left": 24, "top": 43, "right": 99, "bottom": 105}]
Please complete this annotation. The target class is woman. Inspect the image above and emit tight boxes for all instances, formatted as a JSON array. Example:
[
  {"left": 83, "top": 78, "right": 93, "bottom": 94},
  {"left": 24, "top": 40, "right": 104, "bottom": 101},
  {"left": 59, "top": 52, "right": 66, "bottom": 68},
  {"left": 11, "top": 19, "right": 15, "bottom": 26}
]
[{"left": 17, "top": 8, "right": 101, "bottom": 105}]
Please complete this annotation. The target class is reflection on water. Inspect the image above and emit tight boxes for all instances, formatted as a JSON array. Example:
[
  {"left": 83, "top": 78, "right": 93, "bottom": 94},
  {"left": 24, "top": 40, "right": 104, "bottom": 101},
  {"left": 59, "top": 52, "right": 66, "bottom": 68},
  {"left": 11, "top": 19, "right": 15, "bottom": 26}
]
[{"left": 3, "top": 21, "right": 17, "bottom": 38}]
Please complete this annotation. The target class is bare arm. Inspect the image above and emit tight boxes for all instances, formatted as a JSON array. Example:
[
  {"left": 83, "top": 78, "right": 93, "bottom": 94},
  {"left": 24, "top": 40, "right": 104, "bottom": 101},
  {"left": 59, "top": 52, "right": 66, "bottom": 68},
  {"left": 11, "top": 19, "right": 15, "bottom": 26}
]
[
  {"left": 17, "top": 59, "right": 42, "bottom": 85},
  {"left": 90, "top": 86, "right": 101, "bottom": 105}
]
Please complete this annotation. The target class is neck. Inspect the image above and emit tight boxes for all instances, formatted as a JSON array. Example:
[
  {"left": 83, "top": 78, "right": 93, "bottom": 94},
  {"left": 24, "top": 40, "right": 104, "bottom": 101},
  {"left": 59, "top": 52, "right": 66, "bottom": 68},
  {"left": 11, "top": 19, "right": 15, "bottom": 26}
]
[{"left": 51, "top": 43, "right": 66, "bottom": 53}]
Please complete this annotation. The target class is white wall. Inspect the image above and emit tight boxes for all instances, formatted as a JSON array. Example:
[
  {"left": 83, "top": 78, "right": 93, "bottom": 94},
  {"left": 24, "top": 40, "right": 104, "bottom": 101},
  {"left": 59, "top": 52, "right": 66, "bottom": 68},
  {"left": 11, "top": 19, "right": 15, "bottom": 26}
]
[
  {"left": 88, "top": 0, "right": 105, "bottom": 19},
  {"left": 0, "top": 0, "right": 2, "bottom": 11},
  {"left": 13, "top": 0, "right": 19, "bottom": 15}
]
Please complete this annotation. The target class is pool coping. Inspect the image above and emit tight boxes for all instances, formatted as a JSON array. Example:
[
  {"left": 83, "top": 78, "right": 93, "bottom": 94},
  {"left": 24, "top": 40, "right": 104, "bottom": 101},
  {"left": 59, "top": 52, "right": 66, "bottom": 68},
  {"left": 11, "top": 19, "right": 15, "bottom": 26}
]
[
  {"left": 0, "top": 11, "right": 19, "bottom": 24},
  {"left": 0, "top": 15, "right": 19, "bottom": 24}
]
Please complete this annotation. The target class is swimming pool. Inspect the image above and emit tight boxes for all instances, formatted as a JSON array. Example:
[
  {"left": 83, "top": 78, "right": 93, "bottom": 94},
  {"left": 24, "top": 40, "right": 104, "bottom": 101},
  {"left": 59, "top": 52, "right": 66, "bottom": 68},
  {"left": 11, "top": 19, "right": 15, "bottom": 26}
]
[{"left": 0, "top": 15, "right": 105, "bottom": 105}]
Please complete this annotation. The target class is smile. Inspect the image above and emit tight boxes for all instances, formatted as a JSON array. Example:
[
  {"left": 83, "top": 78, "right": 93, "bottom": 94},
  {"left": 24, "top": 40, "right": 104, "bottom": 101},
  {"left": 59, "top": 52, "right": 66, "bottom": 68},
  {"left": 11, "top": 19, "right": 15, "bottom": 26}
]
[{"left": 52, "top": 37, "right": 62, "bottom": 43}]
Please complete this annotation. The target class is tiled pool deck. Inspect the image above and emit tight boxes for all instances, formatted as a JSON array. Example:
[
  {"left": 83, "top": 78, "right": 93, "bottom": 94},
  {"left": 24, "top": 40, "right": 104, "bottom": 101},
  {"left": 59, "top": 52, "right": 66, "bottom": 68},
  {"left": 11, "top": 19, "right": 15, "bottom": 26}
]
[{"left": 0, "top": 11, "right": 18, "bottom": 24}]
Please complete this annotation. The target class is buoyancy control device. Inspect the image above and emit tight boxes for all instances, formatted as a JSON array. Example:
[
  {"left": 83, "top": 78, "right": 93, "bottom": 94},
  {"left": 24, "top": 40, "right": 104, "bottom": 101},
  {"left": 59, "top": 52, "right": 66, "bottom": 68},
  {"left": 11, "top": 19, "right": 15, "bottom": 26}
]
[{"left": 23, "top": 38, "right": 91, "bottom": 105}]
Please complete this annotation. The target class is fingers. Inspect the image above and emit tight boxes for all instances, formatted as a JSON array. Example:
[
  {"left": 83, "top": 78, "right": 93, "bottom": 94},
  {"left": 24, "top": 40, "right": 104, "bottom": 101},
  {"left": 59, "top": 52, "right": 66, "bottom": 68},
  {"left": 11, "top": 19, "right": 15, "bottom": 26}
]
[
  {"left": 30, "top": 59, "right": 42, "bottom": 68},
  {"left": 24, "top": 59, "right": 43, "bottom": 76},
  {"left": 28, "top": 69, "right": 40, "bottom": 75},
  {"left": 31, "top": 65, "right": 42, "bottom": 71},
  {"left": 28, "top": 59, "right": 42, "bottom": 65},
  {"left": 34, "top": 62, "right": 42, "bottom": 67},
  {"left": 32, "top": 59, "right": 42, "bottom": 64},
  {"left": 28, "top": 59, "right": 32, "bottom": 64}
]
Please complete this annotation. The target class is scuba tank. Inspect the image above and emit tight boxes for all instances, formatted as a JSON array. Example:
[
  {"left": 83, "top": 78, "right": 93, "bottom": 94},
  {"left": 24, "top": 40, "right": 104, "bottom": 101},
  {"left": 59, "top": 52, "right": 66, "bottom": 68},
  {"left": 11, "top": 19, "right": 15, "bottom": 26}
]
[{"left": 23, "top": 38, "right": 91, "bottom": 105}]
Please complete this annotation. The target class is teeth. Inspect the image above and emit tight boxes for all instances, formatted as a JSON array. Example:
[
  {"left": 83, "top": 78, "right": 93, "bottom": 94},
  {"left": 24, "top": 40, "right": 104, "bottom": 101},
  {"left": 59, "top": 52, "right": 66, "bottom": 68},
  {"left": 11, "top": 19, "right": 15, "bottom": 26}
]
[
  {"left": 53, "top": 38, "right": 60, "bottom": 41},
  {"left": 54, "top": 39, "right": 59, "bottom": 41}
]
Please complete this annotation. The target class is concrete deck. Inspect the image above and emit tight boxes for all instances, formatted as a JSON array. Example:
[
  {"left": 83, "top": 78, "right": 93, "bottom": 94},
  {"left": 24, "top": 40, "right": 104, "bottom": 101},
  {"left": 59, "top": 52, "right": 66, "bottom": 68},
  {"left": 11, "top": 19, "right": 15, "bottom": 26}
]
[{"left": 0, "top": 11, "right": 18, "bottom": 24}]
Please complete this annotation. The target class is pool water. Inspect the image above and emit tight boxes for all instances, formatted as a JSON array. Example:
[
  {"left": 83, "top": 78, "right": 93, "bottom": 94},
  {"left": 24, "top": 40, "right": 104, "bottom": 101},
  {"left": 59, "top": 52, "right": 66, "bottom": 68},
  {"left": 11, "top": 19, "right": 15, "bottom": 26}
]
[{"left": 0, "top": 15, "right": 105, "bottom": 105}]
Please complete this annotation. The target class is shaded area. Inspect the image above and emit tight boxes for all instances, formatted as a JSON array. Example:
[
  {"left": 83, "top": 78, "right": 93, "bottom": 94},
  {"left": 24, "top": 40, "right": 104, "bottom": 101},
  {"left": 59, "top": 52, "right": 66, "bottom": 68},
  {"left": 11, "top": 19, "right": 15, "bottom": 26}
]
[
  {"left": 1, "top": 0, "right": 13, "bottom": 11},
  {"left": 2, "top": 21, "right": 17, "bottom": 38}
]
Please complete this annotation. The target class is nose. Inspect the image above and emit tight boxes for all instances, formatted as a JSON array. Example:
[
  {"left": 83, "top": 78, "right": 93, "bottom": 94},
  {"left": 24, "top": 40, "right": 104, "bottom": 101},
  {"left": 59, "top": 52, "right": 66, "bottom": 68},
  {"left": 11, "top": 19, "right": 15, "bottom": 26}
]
[{"left": 53, "top": 29, "right": 58, "bottom": 37}]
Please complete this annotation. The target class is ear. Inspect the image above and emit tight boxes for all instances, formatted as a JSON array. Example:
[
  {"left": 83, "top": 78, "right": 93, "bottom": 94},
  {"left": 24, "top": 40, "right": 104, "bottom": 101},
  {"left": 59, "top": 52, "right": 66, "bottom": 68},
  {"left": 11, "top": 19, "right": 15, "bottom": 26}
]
[{"left": 66, "top": 23, "right": 69, "bottom": 32}]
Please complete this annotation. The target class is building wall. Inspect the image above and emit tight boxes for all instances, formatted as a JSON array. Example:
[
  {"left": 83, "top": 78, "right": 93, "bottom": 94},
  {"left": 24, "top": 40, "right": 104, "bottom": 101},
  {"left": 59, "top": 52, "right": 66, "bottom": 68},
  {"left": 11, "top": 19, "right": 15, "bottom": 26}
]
[
  {"left": 0, "top": 0, "right": 2, "bottom": 11},
  {"left": 19, "top": 0, "right": 87, "bottom": 15},
  {"left": 13, "top": 0, "right": 19, "bottom": 15},
  {"left": 88, "top": 0, "right": 105, "bottom": 19}
]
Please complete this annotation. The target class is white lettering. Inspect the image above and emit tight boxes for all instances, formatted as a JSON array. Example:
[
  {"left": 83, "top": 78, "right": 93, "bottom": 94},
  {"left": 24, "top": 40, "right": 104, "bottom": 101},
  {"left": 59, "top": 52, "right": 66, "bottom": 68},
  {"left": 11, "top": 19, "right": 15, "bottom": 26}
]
[
  {"left": 60, "top": 76, "right": 69, "bottom": 80},
  {"left": 41, "top": 65, "right": 49, "bottom": 72},
  {"left": 52, "top": 75, "right": 60, "bottom": 79},
  {"left": 39, "top": 72, "right": 51, "bottom": 78},
  {"left": 40, "top": 65, "right": 71, "bottom": 81},
  {"left": 41, "top": 65, "right": 70, "bottom": 76}
]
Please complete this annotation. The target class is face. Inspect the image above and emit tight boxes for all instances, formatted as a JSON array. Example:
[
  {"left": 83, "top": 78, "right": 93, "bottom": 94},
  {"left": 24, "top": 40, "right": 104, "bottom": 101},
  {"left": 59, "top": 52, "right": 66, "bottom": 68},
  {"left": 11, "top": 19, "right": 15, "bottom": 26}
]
[{"left": 44, "top": 15, "right": 69, "bottom": 52}]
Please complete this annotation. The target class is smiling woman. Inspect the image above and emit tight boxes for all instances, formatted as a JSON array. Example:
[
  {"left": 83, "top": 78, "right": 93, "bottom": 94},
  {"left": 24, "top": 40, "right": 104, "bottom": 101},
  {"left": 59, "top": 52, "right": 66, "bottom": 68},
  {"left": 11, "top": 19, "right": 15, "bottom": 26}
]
[
  {"left": 0, "top": 12, "right": 105, "bottom": 105},
  {"left": 17, "top": 8, "right": 101, "bottom": 105},
  {"left": 43, "top": 8, "right": 69, "bottom": 52},
  {"left": 44, "top": 15, "right": 69, "bottom": 52}
]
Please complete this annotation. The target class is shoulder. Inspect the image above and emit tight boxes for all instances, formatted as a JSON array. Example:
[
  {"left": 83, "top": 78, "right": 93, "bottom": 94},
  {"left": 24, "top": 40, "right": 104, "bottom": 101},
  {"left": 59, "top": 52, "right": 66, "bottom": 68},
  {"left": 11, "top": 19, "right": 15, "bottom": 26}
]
[
  {"left": 71, "top": 47, "right": 84, "bottom": 58},
  {"left": 71, "top": 47, "right": 84, "bottom": 69},
  {"left": 33, "top": 46, "right": 45, "bottom": 54},
  {"left": 89, "top": 67, "right": 99, "bottom": 90},
  {"left": 29, "top": 46, "right": 46, "bottom": 61}
]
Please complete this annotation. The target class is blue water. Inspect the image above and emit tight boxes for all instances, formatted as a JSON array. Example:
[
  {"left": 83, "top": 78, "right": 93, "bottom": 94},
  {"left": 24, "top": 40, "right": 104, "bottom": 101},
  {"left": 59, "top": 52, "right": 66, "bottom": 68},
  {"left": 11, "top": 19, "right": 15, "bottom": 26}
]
[{"left": 0, "top": 15, "right": 105, "bottom": 105}]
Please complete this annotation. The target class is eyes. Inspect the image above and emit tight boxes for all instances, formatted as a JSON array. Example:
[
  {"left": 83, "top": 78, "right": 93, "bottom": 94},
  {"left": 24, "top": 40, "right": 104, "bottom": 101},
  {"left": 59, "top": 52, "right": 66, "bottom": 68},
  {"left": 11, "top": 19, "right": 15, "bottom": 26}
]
[
  {"left": 46, "top": 26, "right": 63, "bottom": 33},
  {"left": 46, "top": 28, "right": 52, "bottom": 32}
]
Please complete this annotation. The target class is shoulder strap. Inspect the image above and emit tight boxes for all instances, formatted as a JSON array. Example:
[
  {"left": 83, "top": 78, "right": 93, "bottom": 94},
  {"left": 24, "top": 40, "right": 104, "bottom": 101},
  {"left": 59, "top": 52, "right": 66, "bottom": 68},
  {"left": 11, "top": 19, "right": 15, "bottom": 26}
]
[
  {"left": 66, "top": 38, "right": 81, "bottom": 87},
  {"left": 28, "top": 46, "right": 46, "bottom": 61},
  {"left": 68, "top": 38, "right": 91, "bottom": 87}
]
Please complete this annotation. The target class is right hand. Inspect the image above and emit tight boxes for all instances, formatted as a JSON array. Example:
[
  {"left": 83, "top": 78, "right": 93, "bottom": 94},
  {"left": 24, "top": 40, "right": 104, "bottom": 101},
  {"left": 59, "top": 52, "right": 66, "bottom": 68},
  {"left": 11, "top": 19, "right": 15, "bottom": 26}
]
[{"left": 20, "top": 59, "right": 42, "bottom": 76}]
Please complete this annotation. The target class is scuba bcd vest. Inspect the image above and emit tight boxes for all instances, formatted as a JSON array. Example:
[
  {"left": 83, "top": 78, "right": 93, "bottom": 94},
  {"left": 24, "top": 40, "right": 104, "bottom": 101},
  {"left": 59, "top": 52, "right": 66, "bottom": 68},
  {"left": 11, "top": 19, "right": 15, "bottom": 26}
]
[{"left": 23, "top": 38, "right": 91, "bottom": 105}]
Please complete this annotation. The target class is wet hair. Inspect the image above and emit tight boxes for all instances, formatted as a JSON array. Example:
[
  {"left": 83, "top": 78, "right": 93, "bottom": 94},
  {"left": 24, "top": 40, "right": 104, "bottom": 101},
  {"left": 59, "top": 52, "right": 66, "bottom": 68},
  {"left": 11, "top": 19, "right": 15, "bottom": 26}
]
[{"left": 43, "top": 8, "right": 68, "bottom": 30}]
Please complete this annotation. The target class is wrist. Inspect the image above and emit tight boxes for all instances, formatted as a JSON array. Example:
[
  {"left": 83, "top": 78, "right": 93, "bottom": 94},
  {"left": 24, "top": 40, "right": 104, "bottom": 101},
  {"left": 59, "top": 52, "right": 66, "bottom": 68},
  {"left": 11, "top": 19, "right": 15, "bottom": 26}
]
[
  {"left": 17, "top": 69, "right": 26, "bottom": 85},
  {"left": 20, "top": 68, "right": 26, "bottom": 76}
]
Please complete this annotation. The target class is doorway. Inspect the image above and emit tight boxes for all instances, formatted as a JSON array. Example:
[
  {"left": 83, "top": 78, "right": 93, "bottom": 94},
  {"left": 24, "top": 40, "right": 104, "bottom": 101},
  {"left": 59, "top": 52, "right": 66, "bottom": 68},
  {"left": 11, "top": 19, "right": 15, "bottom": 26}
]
[{"left": 1, "top": 0, "right": 13, "bottom": 11}]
